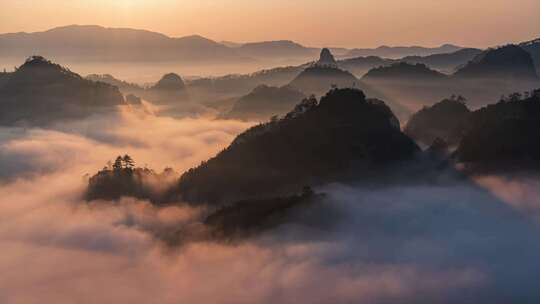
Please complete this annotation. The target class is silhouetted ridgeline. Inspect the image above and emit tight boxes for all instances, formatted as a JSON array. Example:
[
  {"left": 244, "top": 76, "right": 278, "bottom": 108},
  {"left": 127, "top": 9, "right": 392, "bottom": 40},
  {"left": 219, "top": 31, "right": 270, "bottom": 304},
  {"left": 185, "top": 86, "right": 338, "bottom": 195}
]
[
  {"left": 86, "top": 73, "right": 143, "bottom": 92},
  {"left": 405, "top": 96, "right": 471, "bottom": 146},
  {"left": 87, "top": 72, "right": 190, "bottom": 105},
  {"left": 145, "top": 73, "right": 190, "bottom": 104},
  {"left": 83, "top": 88, "right": 540, "bottom": 208},
  {"left": 454, "top": 45, "right": 538, "bottom": 81},
  {"left": 235, "top": 40, "right": 317, "bottom": 59},
  {"left": 362, "top": 45, "right": 540, "bottom": 109},
  {"left": 364, "top": 62, "right": 448, "bottom": 81},
  {"left": 521, "top": 38, "right": 540, "bottom": 72},
  {"left": 455, "top": 89, "right": 540, "bottom": 171},
  {"left": 223, "top": 85, "right": 306, "bottom": 121},
  {"left": 401, "top": 48, "right": 483, "bottom": 73},
  {"left": 0, "top": 25, "right": 246, "bottom": 63},
  {"left": 337, "top": 56, "right": 395, "bottom": 77},
  {"left": 343, "top": 44, "right": 463, "bottom": 59},
  {"left": 172, "top": 88, "right": 419, "bottom": 204},
  {"left": 0, "top": 56, "right": 124, "bottom": 126},
  {"left": 186, "top": 65, "right": 305, "bottom": 102}
]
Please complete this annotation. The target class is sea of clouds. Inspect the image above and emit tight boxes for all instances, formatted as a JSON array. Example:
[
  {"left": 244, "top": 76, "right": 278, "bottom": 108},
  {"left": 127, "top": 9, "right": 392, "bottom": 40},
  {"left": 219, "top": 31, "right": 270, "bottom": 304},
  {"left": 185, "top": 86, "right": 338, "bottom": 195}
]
[{"left": 1, "top": 105, "right": 540, "bottom": 303}]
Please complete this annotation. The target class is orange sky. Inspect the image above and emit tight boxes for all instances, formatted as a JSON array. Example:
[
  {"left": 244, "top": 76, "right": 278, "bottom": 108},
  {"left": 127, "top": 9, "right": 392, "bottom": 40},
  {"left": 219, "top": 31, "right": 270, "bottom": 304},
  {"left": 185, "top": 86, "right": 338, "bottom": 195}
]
[{"left": 1, "top": 0, "right": 539, "bottom": 48}]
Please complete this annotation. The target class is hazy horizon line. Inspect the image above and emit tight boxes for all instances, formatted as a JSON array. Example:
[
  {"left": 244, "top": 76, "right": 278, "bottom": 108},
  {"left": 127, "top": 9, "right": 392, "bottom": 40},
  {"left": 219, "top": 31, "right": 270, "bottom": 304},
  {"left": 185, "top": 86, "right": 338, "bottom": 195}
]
[{"left": 5, "top": 23, "right": 537, "bottom": 50}]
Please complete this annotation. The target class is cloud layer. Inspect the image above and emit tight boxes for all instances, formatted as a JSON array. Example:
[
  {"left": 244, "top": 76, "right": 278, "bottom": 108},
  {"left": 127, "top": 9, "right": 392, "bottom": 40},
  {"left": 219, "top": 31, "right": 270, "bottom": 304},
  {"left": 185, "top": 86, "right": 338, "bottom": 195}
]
[{"left": 1, "top": 107, "right": 540, "bottom": 303}]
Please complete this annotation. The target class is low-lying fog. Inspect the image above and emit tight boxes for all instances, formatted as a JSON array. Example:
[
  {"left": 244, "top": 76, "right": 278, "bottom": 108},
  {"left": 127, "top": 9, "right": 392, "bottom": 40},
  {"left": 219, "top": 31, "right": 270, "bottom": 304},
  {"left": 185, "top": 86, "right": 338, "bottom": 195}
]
[
  {"left": 1, "top": 104, "right": 540, "bottom": 303},
  {"left": 0, "top": 59, "right": 306, "bottom": 84}
]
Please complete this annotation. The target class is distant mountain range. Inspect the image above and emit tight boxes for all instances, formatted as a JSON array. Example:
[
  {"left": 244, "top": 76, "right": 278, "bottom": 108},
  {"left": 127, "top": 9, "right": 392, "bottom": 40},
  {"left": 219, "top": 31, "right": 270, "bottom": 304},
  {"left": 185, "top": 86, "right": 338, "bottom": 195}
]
[
  {"left": 235, "top": 40, "right": 318, "bottom": 59},
  {"left": 0, "top": 25, "right": 472, "bottom": 65},
  {"left": 0, "top": 25, "right": 246, "bottom": 63},
  {"left": 362, "top": 45, "right": 540, "bottom": 109},
  {"left": 400, "top": 48, "right": 483, "bottom": 73},
  {"left": 344, "top": 44, "right": 464, "bottom": 59}
]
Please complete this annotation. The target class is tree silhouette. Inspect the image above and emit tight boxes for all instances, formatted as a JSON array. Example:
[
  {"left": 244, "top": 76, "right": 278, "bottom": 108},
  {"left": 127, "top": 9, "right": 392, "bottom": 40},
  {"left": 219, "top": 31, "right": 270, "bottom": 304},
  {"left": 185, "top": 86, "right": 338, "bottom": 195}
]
[
  {"left": 122, "top": 154, "right": 135, "bottom": 169},
  {"left": 112, "top": 156, "right": 123, "bottom": 170}
]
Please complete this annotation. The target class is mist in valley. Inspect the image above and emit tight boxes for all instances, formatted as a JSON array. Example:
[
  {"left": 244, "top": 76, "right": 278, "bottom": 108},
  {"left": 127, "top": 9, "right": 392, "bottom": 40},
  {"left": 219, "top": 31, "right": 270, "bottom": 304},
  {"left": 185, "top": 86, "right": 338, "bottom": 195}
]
[{"left": 0, "top": 99, "right": 540, "bottom": 303}]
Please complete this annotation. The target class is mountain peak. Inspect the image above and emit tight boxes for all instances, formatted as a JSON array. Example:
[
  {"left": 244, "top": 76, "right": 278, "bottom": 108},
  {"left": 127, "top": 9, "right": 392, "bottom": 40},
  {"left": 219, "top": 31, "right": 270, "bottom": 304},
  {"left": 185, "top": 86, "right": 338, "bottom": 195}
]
[
  {"left": 15, "top": 56, "right": 81, "bottom": 80},
  {"left": 174, "top": 88, "right": 418, "bottom": 203},
  {"left": 317, "top": 48, "right": 337, "bottom": 67},
  {"left": 152, "top": 73, "right": 186, "bottom": 91}
]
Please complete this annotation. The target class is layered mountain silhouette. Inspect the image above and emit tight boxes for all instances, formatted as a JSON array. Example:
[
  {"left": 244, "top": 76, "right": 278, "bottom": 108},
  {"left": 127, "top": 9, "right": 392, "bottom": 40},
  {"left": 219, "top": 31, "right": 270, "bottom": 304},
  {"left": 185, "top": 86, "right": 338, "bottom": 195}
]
[
  {"left": 0, "top": 56, "right": 124, "bottom": 126},
  {"left": 362, "top": 45, "right": 540, "bottom": 109},
  {"left": 187, "top": 65, "right": 306, "bottom": 103},
  {"left": 86, "top": 74, "right": 143, "bottom": 92},
  {"left": 289, "top": 49, "right": 361, "bottom": 96},
  {"left": 0, "top": 25, "right": 246, "bottom": 63},
  {"left": 223, "top": 85, "right": 306, "bottom": 121},
  {"left": 235, "top": 40, "right": 318, "bottom": 59},
  {"left": 364, "top": 62, "right": 448, "bottom": 81},
  {"left": 344, "top": 44, "right": 463, "bottom": 59},
  {"left": 454, "top": 45, "right": 538, "bottom": 81},
  {"left": 338, "top": 56, "right": 394, "bottom": 77},
  {"left": 172, "top": 88, "right": 419, "bottom": 204},
  {"left": 404, "top": 96, "right": 471, "bottom": 146},
  {"left": 88, "top": 72, "right": 190, "bottom": 104},
  {"left": 401, "top": 48, "right": 483, "bottom": 73}
]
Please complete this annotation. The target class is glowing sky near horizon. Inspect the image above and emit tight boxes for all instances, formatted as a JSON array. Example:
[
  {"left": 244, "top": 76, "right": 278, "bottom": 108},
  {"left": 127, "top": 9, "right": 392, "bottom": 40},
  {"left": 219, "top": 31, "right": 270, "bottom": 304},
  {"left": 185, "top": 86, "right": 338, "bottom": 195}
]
[{"left": 0, "top": 0, "right": 539, "bottom": 48}]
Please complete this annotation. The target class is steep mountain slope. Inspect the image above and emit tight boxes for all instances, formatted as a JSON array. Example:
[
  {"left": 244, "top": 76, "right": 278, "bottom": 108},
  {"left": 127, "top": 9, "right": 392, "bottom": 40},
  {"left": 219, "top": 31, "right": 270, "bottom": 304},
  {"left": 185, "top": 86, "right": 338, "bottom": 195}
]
[
  {"left": 520, "top": 38, "right": 540, "bottom": 72},
  {"left": 288, "top": 48, "right": 361, "bottom": 96},
  {"left": 454, "top": 45, "right": 538, "bottom": 81},
  {"left": 173, "top": 88, "right": 419, "bottom": 204},
  {"left": 338, "top": 56, "right": 395, "bottom": 77},
  {"left": 362, "top": 62, "right": 451, "bottom": 110},
  {"left": 289, "top": 65, "right": 359, "bottom": 96},
  {"left": 0, "top": 56, "right": 124, "bottom": 125},
  {"left": 404, "top": 96, "right": 471, "bottom": 146},
  {"left": 455, "top": 89, "right": 540, "bottom": 170},
  {"left": 223, "top": 85, "right": 306, "bottom": 121},
  {"left": 86, "top": 74, "right": 144, "bottom": 92},
  {"left": 401, "top": 48, "right": 483, "bottom": 73}
]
